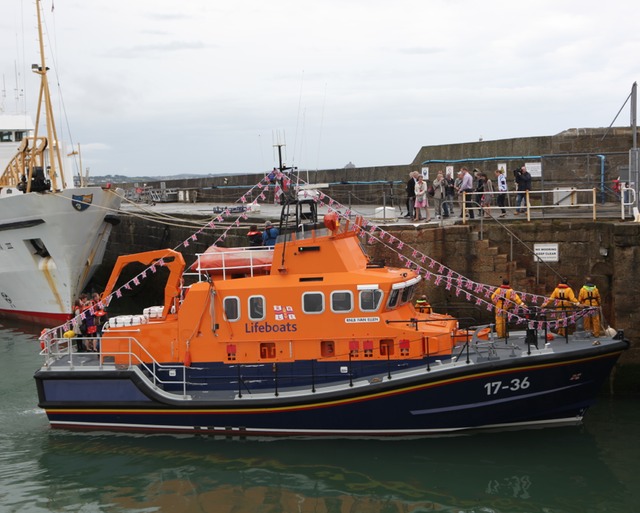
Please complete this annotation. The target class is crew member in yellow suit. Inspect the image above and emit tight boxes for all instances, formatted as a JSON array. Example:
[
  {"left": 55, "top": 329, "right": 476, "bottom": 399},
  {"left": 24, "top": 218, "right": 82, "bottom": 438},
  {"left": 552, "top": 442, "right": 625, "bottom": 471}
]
[
  {"left": 578, "top": 277, "right": 601, "bottom": 337},
  {"left": 542, "top": 277, "right": 579, "bottom": 336},
  {"left": 490, "top": 279, "right": 524, "bottom": 338}
]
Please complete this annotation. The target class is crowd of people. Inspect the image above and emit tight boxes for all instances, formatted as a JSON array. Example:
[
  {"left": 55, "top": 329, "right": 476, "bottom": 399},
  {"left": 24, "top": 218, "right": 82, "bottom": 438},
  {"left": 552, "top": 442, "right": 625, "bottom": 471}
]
[
  {"left": 66, "top": 292, "right": 107, "bottom": 352},
  {"left": 403, "top": 165, "right": 533, "bottom": 221}
]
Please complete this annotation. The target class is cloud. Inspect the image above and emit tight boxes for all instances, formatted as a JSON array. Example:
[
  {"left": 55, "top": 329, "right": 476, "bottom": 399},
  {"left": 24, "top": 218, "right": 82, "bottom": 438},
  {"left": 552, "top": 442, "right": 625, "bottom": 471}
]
[{"left": 0, "top": 0, "right": 637, "bottom": 176}]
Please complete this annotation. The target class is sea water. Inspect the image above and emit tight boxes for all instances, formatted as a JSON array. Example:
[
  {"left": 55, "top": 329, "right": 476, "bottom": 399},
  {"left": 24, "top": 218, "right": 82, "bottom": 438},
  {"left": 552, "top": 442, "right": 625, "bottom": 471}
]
[{"left": 1, "top": 319, "right": 639, "bottom": 513}]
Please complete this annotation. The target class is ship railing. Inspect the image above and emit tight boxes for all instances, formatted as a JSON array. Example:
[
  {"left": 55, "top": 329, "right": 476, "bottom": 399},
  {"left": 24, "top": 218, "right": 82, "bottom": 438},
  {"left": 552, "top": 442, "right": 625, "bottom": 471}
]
[
  {"left": 40, "top": 330, "right": 518, "bottom": 401},
  {"left": 188, "top": 246, "right": 274, "bottom": 281},
  {"left": 40, "top": 335, "right": 192, "bottom": 398}
]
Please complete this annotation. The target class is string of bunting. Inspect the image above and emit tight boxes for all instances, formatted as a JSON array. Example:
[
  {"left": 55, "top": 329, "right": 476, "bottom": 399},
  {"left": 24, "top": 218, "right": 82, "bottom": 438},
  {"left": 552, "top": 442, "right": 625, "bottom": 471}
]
[
  {"left": 305, "top": 188, "right": 594, "bottom": 332},
  {"left": 44, "top": 171, "right": 594, "bottom": 339}
]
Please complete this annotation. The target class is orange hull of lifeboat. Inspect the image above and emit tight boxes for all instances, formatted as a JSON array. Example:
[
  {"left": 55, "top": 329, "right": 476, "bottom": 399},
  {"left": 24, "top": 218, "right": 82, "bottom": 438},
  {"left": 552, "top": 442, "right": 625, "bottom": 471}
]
[{"left": 191, "top": 246, "right": 273, "bottom": 276}]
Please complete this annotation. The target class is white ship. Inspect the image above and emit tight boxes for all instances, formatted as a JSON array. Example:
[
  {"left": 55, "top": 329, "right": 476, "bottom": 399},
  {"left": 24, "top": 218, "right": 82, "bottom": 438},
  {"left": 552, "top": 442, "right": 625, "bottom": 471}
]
[{"left": 0, "top": 0, "right": 121, "bottom": 324}]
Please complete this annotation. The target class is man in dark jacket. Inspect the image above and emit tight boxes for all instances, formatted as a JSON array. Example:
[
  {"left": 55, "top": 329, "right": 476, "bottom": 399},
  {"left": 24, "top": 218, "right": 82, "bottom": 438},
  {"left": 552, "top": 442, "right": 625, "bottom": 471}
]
[
  {"left": 404, "top": 171, "right": 418, "bottom": 219},
  {"left": 514, "top": 165, "right": 532, "bottom": 214}
]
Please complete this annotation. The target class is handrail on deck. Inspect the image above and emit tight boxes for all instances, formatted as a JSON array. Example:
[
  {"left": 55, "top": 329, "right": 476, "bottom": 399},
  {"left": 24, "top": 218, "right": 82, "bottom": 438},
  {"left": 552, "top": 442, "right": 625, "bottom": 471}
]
[{"left": 41, "top": 335, "right": 192, "bottom": 398}]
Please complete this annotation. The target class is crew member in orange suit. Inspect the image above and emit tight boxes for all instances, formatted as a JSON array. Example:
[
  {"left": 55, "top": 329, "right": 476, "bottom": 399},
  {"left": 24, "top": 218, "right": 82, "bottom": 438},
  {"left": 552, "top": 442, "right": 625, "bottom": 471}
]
[
  {"left": 543, "top": 277, "right": 579, "bottom": 336},
  {"left": 490, "top": 279, "right": 524, "bottom": 338}
]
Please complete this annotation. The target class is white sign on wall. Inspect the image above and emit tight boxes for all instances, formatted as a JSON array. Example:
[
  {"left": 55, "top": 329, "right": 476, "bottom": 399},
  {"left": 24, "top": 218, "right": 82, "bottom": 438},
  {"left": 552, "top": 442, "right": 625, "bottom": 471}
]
[
  {"left": 421, "top": 167, "right": 429, "bottom": 179},
  {"left": 526, "top": 162, "right": 542, "bottom": 178},
  {"left": 533, "top": 243, "right": 559, "bottom": 262}
]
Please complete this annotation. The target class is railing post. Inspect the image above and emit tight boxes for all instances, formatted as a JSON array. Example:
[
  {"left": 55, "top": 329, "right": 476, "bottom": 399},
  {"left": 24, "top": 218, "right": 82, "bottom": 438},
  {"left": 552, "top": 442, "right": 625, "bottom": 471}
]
[
  {"left": 462, "top": 191, "right": 466, "bottom": 224},
  {"left": 237, "top": 364, "right": 242, "bottom": 398},
  {"left": 425, "top": 335, "right": 431, "bottom": 372},
  {"left": 274, "top": 362, "right": 279, "bottom": 397}
]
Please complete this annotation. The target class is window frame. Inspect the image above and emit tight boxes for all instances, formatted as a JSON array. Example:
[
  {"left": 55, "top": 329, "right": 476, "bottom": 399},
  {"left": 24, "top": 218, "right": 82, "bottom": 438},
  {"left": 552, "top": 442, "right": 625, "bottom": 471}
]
[
  {"left": 302, "top": 291, "right": 325, "bottom": 314},
  {"left": 248, "top": 295, "right": 266, "bottom": 321},
  {"left": 330, "top": 290, "right": 353, "bottom": 313},
  {"left": 223, "top": 296, "right": 241, "bottom": 322}
]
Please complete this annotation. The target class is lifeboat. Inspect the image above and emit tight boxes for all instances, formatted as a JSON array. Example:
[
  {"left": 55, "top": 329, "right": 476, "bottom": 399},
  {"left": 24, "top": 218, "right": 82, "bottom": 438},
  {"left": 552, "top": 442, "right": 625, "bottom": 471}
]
[
  {"left": 190, "top": 246, "right": 273, "bottom": 277},
  {"left": 33, "top": 199, "right": 629, "bottom": 437}
]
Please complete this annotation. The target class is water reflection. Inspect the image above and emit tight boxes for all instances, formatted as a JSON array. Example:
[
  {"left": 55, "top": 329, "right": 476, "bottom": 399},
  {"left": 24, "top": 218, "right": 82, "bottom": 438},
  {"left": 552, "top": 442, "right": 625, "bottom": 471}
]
[
  {"left": 2, "top": 319, "right": 638, "bottom": 513},
  {"left": 35, "top": 428, "right": 623, "bottom": 513}
]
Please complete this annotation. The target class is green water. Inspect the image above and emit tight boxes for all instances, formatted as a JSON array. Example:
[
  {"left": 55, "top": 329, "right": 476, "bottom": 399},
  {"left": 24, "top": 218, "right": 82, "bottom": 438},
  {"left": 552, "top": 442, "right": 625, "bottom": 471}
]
[{"left": 1, "top": 320, "right": 639, "bottom": 513}]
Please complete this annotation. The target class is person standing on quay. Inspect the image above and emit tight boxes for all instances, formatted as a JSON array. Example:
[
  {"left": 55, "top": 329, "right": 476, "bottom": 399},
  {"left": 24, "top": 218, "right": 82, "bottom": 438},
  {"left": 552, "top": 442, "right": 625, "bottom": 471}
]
[
  {"left": 495, "top": 169, "right": 508, "bottom": 217},
  {"left": 445, "top": 170, "right": 456, "bottom": 214},
  {"left": 457, "top": 167, "right": 475, "bottom": 219},
  {"left": 414, "top": 175, "right": 431, "bottom": 222},
  {"left": 432, "top": 170, "right": 449, "bottom": 219},
  {"left": 578, "top": 277, "right": 602, "bottom": 337},
  {"left": 514, "top": 165, "right": 532, "bottom": 215},
  {"left": 404, "top": 171, "right": 418, "bottom": 219}
]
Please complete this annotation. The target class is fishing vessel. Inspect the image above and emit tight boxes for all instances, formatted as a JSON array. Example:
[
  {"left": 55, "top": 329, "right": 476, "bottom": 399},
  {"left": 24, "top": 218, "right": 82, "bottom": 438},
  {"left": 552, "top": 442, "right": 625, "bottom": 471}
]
[
  {"left": 0, "top": 0, "right": 121, "bottom": 324},
  {"left": 34, "top": 188, "right": 628, "bottom": 436}
]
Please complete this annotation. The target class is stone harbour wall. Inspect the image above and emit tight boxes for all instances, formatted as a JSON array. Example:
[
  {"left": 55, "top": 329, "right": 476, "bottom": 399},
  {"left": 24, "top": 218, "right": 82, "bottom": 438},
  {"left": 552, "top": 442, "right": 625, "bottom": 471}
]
[{"left": 94, "top": 215, "right": 640, "bottom": 391}]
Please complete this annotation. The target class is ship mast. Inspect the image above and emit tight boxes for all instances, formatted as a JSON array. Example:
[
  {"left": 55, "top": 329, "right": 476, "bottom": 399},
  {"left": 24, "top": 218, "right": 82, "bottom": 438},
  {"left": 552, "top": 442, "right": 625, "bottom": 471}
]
[
  {"left": 0, "top": 0, "right": 66, "bottom": 191},
  {"left": 32, "top": 0, "right": 65, "bottom": 191}
]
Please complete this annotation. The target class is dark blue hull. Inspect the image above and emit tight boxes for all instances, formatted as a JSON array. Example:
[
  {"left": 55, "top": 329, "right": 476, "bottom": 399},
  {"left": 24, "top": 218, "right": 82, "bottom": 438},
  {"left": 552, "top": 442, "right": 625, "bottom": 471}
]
[{"left": 35, "top": 342, "right": 627, "bottom": 436}]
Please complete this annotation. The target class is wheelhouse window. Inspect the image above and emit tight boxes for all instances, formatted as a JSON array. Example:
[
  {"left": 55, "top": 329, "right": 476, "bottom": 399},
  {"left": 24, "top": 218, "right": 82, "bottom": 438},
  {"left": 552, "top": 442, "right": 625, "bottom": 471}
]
[
  {"left": 388, "top": 277, "right": 421, "bottom": 309},
  {"left": 401, "top": 284, "right": 416, "bottom": 304},
  {"left": 248, "top": 295, "right": 265, "bottom": 320},
  {"left": 387, "top": 289, "right": 400, "bottom": 309},
  {"left": 359, "top": 289, "right": 383, "bottom": 312},
  {"left": 302, "top": 292, "right": 324, "bottom": 314},
  {"left": 223, "top": 297, "right": 240, "bottom": 321},
  {"left": 331, "top": 290, "right": 353, "bottom": 313}
]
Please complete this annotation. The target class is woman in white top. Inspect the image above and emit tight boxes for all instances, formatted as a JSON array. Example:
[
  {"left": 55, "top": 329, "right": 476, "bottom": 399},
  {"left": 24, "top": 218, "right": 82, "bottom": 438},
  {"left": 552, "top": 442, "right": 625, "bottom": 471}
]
[{"left": 414, "top": 175, "right": 431, "bottom": 222}]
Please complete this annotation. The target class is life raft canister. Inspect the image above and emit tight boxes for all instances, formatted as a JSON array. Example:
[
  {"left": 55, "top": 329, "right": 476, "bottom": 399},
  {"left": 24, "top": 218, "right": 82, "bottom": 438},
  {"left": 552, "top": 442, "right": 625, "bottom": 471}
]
[{"left": 323, "top": 212, "right": 340, "bottom": 232}]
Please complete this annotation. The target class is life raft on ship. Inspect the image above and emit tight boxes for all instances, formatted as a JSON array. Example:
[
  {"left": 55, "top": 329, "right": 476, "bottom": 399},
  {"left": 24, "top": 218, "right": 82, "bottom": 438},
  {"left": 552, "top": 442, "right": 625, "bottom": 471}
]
[{"left": 190, "top": 246, "right": 273, "bottom": 277}]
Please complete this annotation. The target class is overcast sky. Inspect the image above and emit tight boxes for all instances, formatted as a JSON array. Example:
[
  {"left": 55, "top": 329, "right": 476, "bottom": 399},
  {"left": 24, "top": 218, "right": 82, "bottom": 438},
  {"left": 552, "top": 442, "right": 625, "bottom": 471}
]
[{"left": 0, "top": 0, "right": 638, "bottom": 177}]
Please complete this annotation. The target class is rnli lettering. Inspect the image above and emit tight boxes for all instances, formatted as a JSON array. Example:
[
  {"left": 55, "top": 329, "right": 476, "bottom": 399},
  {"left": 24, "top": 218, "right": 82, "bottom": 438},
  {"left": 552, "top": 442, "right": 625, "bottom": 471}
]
[
  {"left": 345, "top": 317, "right": 380, "bottom": 324},
  {"left": 244, "top": 321, "right": 298, "bottom": 333}
]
